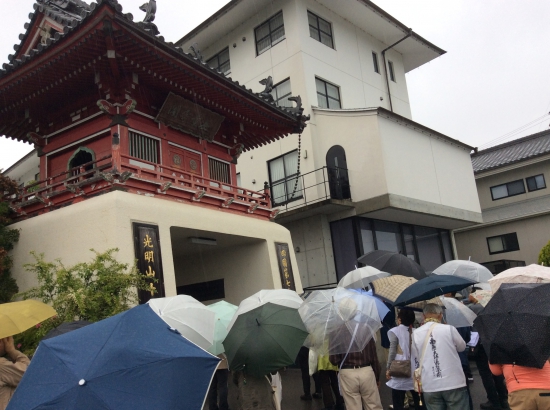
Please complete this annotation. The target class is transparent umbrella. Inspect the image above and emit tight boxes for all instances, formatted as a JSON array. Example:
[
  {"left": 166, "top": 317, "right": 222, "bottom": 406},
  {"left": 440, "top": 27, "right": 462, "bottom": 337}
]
[
  {"left": 148, "top": 295, "right": 216, "bottom": 351},
  {"left": 433, "top": 260, "right": 493, "bottom": 283},
  {"left": 298, "top": 287, "right": 381, "bottom": 356},
  {"left": 440, "top": 296, "right": 477, "bottom": 328},
  {"left": 338, "top": 266, "right": 391, "bottom": 290}
]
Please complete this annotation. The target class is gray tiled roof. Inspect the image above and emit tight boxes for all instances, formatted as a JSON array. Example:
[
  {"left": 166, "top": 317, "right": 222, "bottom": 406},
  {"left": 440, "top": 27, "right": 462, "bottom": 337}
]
[{"left": 471, "top": 129, "right": 550, "bottom": 173}]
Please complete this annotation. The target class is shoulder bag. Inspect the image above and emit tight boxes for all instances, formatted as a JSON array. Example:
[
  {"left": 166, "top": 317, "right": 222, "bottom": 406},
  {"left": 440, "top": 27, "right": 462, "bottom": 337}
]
[{"left": 388, "top": 326, "right": 412, "bottom": 378}]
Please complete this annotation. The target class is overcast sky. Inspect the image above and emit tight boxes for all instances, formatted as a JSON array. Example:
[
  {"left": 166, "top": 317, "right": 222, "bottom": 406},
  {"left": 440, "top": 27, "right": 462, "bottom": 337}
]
[{"left": 1, "top": 0, "right": 549, "bottom": 171}]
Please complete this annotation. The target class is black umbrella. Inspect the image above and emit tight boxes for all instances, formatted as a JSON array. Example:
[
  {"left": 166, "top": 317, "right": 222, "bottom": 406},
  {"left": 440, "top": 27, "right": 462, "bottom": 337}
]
[
  {"left": 42, "top": 320, "right": 92, "bottom": 340},
  {"left": 474, "top": 283, "right": 550, "bottom": 369},
  {"left": 393, "top": 275, "right": 476, "bottom": 307},
  {"left": 357, "top": 250, "right": 426, "bottom": 280}
]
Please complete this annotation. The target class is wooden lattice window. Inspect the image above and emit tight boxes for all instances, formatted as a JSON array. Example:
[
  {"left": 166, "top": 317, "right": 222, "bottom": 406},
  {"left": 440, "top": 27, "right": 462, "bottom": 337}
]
[
  {"left": 209, "top": 158, "right": 230, "bottom": 184},
  {"left": 129, "top": 131, "right": 159, "bottom": 164}
]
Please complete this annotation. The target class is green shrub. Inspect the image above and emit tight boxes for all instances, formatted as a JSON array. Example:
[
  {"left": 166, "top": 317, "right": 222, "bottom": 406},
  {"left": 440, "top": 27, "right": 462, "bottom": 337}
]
[
  {"left": 539, "top": 240, "right": 550, "bottom": 267},
  {"left": 14, "top": 248, "right": 153, "bottom": 356}
]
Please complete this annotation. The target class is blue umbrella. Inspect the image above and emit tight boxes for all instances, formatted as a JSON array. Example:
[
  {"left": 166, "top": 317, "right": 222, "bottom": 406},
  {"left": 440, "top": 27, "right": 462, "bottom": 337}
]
[
  {"left": 349, "top": 289, "right": 390, "bottom": 322},
  {"left": 393, "top": 275, "right": 476, "bottom": 307},
  {"left": 7, "top": 304, "right": 220, "bottom": 410}
]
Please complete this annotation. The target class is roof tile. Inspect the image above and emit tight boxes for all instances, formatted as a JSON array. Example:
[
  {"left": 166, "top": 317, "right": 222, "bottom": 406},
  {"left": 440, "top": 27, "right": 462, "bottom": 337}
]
[{"left": 471, "top": 129, "right": 550, "bottom": 173}]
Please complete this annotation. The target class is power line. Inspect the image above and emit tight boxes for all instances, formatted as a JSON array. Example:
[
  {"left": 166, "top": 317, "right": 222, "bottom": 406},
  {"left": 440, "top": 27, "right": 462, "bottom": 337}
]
[{"left": 479, "top": 112, "right": 550, "bottom": 149}]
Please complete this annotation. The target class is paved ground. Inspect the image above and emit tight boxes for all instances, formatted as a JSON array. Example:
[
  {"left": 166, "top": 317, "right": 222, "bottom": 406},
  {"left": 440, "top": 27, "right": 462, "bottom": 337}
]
[{"left": 213, "top": 360, "right": 491, "bottom": 409}]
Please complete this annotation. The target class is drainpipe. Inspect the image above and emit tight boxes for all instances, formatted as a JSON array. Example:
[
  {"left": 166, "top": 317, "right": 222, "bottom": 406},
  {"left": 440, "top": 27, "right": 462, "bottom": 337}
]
[{"left": 381, "top": 29, "right": 413, "bottom": 112}]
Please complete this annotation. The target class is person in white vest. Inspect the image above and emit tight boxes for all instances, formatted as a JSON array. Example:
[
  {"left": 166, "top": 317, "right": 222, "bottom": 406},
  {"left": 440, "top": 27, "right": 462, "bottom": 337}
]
[
  {"left": 411, "top": 304, "right": 468, "bottom": 410},
  {"left": 386, "top": 309, "right": 424, "bottom": 409}
]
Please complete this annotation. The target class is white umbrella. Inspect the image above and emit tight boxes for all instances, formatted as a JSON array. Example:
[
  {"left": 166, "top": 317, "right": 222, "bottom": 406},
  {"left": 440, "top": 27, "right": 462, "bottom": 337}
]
[
  {"left": 148, "top": 295, "right": 216, "bottom": 351},
  {"left": 298, "top": 287, "right": 381, "bottom": 356},
  {"left": 440, "top": 296, "right": 477, "bottom": 328},
  {"left": 433, "top": 260, "right": 493, "bottom": 283},
  {"left": 488, "top": 264, "right": 550, "bottom": 293},
  {"left": 227, "top": 289, "right": 303, "bottom": 332},
  {"left": 337, "top": 266, "right": 391, "bottom": 289}
]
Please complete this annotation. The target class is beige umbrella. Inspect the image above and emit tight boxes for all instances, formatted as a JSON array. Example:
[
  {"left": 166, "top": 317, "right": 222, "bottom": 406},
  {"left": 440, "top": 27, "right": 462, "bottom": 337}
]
[
  {"left": 370, "top": 275, "right": 442, "bottom": 310},
  {"left": 488, "top": 264, "right": 550, "bottom": 293},
  {"left": 0, "top": 300, "right": 57, "bottom": 338}
]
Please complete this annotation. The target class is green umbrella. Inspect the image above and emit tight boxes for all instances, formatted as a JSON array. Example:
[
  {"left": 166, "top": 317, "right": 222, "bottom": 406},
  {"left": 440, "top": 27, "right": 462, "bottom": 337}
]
[
  {"left": 223, "top": 302, "right": 308, "bottom": 377},
  {"left": 206, "top": 300, "right": 238, "bottom": 355}
]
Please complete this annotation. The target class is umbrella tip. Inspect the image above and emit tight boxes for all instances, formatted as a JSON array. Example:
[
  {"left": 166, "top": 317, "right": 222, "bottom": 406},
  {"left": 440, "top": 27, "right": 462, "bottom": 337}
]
[
  {"left": 79, "top": 379, "right": 86, "bottom": 386},
  {"left": 256, "top": 318, "right": 261, "bottom": 326}
]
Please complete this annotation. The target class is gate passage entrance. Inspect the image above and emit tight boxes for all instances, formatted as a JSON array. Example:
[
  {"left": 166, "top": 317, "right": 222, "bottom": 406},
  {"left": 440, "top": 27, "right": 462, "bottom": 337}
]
[{"left": 170, "top": 227, "right": 272, "bottom": 304}]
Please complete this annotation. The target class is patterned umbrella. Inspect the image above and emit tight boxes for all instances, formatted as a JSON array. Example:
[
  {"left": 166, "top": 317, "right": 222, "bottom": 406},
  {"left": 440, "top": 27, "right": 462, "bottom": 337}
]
[
  {"left": 474, "top": 283, "right": 550, "bottom": 368},
  {"left": 370, "top": 275, "right": 442, "bottom": 311},
  {"left": 488, "top": 264, "right": 550, "bottom": 293}
]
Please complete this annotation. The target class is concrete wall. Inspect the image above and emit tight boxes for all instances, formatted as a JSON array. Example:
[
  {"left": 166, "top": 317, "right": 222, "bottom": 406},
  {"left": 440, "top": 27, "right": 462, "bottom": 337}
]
[
  {"left": 283, "top": 214, "right": 337, "bottom": 288},
  {"left": 8, "top": 191, "right": 302, "bottom": 298},
  {"left": 475, "top": 158, "right": 550, "bottom": 210},
  {"left": 454, "top": 213, "right": 550, "bottom": 265}
]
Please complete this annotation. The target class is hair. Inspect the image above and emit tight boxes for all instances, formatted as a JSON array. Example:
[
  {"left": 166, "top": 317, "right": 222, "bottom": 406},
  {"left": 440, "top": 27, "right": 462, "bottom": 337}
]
[
  {"left": 423, "top": 303, "right": 444, "bottom": 316},
  {"left": 398, "top": 308, "right": 416, "bottom": 327}
]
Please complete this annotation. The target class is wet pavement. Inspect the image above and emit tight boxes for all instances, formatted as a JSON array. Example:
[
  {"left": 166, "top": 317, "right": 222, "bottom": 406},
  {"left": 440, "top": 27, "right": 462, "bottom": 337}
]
[{"left": 214, "top": 360, "right": 492, "bottom": 409}]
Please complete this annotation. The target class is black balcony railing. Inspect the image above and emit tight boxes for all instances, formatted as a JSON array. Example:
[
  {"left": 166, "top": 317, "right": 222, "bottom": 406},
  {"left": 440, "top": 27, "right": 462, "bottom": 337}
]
[{"left": 271, "top": 166, "right": 351, "bottom": 212}]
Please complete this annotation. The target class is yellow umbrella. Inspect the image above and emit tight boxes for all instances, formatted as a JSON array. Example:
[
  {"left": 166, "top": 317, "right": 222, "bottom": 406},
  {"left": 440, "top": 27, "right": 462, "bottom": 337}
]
[{"left": 0, "top": 300, "right": 57, "bottom": 338}]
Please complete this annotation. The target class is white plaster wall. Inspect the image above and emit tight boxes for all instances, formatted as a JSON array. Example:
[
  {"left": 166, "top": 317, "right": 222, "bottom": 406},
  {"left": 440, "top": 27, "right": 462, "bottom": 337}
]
[
  {"left": 313, "top": 110, "right": 388, "bottom": 202},
  {"left": 4, "top": 152, "right": 40, "bottom": 186},
  {"left": 377, "top": 115, "right": 481, "bottom": 213},
  {"left": 8, "top": 191, "right": 302, "bottom": 297},
  {"left": 173, "top": 241, "right": 275, "bottom": 305}
]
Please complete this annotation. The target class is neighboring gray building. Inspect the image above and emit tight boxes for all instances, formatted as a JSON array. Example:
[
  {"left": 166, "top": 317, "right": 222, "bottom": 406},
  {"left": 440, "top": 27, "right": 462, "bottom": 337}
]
[{"left": 454, "top": 130, "right": 550, "bottom": 273}]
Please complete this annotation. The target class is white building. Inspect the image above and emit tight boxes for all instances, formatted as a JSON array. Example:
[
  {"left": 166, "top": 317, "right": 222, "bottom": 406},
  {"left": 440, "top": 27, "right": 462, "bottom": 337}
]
[{"left": 177, "top": 0, "right": 482, "bottom": 287}]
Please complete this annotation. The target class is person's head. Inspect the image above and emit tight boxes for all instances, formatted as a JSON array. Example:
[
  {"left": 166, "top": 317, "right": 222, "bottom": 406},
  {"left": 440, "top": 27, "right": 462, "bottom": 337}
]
[
  {"left": 423, "top": 303, "right": 443, "bottom": 322},
  {"left": 397, "top": 308, "right": 416, "bottom": 327}
]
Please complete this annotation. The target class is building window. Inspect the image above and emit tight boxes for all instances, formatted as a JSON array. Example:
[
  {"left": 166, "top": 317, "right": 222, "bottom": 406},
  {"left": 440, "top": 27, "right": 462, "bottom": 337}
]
[
  {"left": 316, "top": 77, "right": 341, "bottom": 109},
  {"left": 255, "top": 11, "right": 285, "bottom": 55},
  {"left": 271, "top": 78, "right": 293, "bottom": 107},
  {"left": 209, "top": 158, "right": 230, "bottom": 184},
  {"left": 206, "top": 47, "right": 230, "bottom": 75},
  {"left": 490, "top": 179, "right": 525, "bottom": 200},
  {"left": 68, "top": 147, "right": 95, "bottom": 176},
  {"left": 129, "top": 131, "right": 159, "bottom": 164},
  {"left": 487, "top": 233, "right": 520, "bottom": 255},
  {"left": 268, "top": 150, "right": 302, "bottom": 206},
  {"left": 372, "top": 52, "right": 379, "bottom": 74},
  {"left": 526, "top": 174, "right": 546, "bottom": 192},
  {"left": 307, "top": 11, "right": 334, "bottom": 48},
  {"left": 388, "top": 61, "right": 396, "bottom": 82}
]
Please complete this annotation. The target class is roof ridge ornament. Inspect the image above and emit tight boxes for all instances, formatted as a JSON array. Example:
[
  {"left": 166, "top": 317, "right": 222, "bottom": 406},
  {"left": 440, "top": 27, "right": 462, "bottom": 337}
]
[
  {"left": 188, "top": 43, "right": 204, "bottom": 63},
  {"left": 137, "top": 0, "right": 159, "bottom": 35},
  {"left": 259, "top": 76, "right": 274, "bottom": 103}
]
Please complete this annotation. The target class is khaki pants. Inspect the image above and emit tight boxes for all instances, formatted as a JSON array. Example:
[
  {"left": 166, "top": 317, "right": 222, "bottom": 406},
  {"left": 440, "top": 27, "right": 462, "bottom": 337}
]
[
  {"left": 509, "top": 389, "right": 550, "bottom": 410},
  {"left": 339, "top": 367, "right": 382, "bottom": 410}
]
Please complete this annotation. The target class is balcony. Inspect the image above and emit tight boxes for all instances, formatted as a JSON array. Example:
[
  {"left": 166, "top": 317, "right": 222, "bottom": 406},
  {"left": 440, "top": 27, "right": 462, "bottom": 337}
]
[
  {"left": 6, "top": 155, "right": 275, "bottom": 221},
  {"left": 271, "top": 166, "right": 354, "bottom": 222}
]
